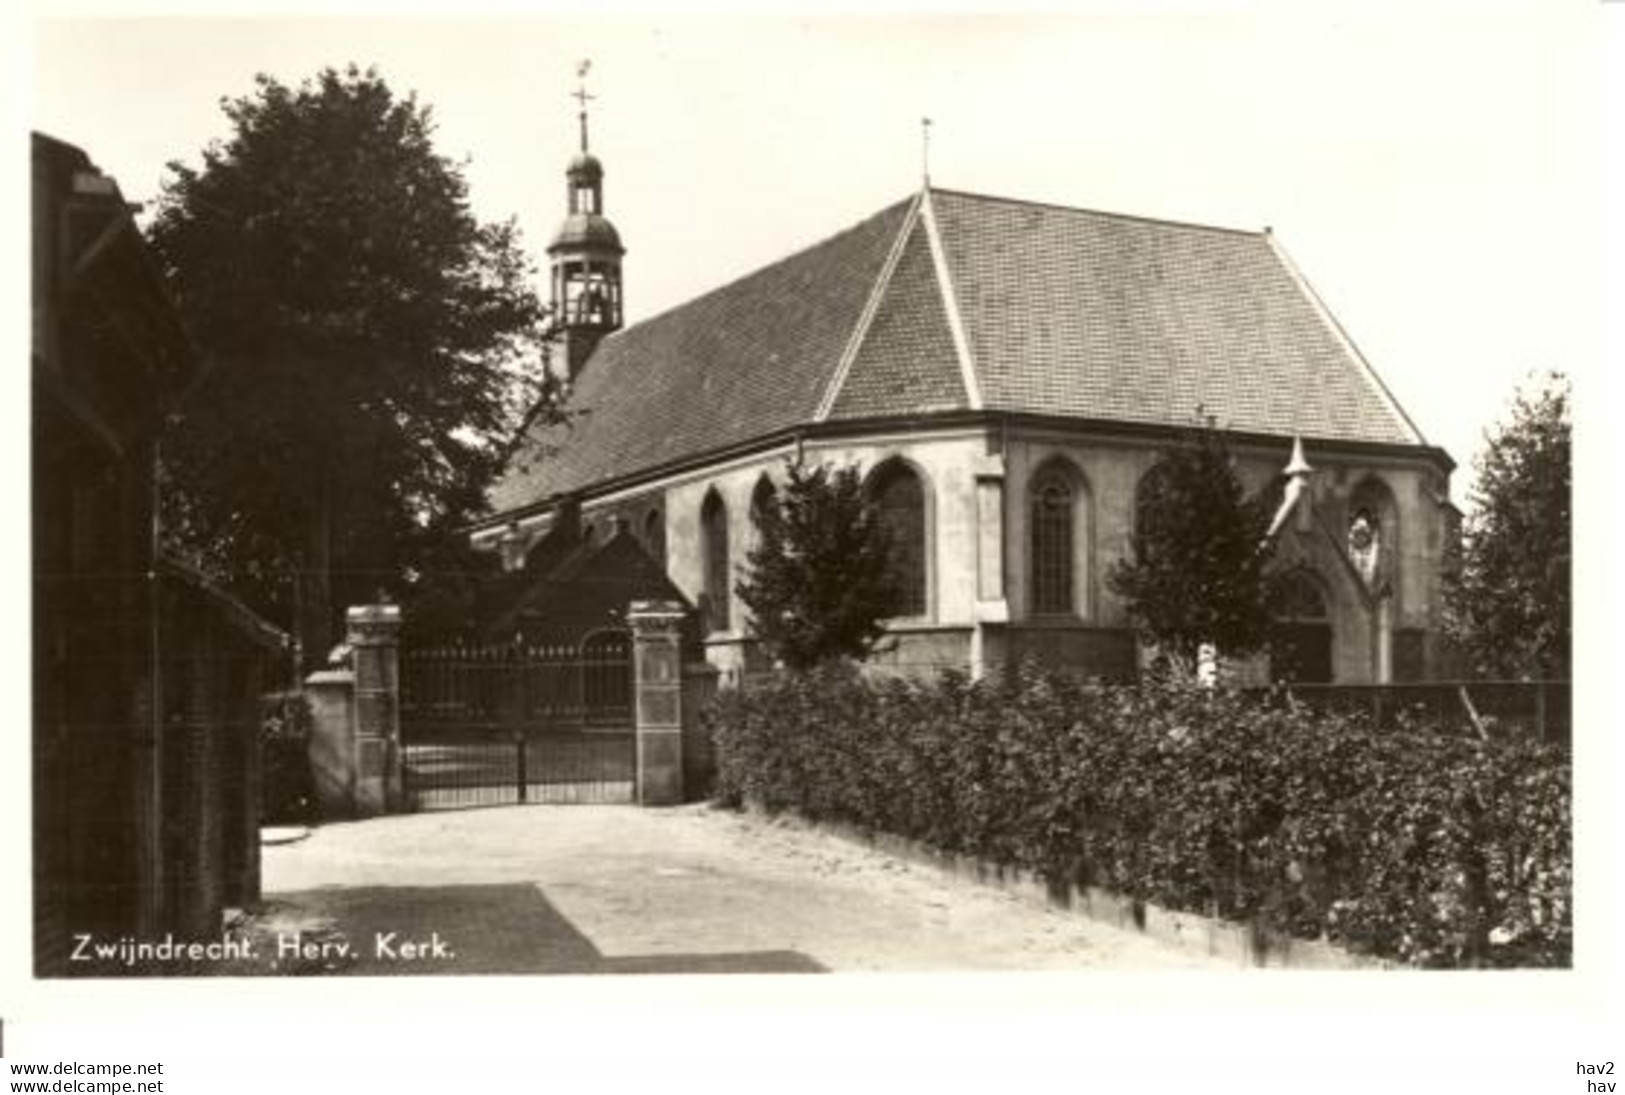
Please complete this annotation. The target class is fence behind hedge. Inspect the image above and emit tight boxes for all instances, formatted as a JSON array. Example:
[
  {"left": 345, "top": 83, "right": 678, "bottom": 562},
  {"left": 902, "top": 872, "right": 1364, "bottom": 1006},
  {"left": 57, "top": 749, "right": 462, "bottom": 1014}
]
[
  {"left": 706, "top": 665, "right": 1571, "bottom": 969},
  {"left": 1255, "top": 681, "right": 1570, "bottom": 749}
]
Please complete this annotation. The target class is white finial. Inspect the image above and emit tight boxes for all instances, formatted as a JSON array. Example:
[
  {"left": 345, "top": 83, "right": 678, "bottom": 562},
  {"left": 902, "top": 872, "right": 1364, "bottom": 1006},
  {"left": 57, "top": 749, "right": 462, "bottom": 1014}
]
[
  {"left": 1284, "top": 435, "right": 1313, "bottom": 477},
  {"left": 921, "top": 117, "right": 933, "bottom": 186},
  {"left": 1267, "top": 437, "right": 1315, "bottom": 540}
]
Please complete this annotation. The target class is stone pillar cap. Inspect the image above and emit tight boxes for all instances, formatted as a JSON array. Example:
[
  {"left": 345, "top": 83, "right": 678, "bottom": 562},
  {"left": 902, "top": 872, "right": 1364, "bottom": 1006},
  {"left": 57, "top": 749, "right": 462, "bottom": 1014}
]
[
  {"left": 346, "top": 604, "right": 403, "bottom": 624},
  {"left": 628, "top": 599, "right": 687, "bottom": 617}
]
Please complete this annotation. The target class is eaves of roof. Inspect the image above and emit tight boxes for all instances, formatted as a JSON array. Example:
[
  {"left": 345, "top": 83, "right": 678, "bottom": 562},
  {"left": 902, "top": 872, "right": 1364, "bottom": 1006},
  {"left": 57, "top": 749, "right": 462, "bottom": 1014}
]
[{"left": 470, "top": 407, "right": 1453, "bottom": 534}]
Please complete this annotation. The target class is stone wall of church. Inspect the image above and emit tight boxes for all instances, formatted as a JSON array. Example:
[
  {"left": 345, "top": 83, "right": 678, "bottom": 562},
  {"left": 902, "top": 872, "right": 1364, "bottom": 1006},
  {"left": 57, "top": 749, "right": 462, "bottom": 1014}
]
[
  {"left": 798, "top": 429, "right": 991, "bottom": 630},
  {"left": 1256, "top": 453, "right": 1454, "bottom": 682},
  {"left": 1004, "top": 428, "right": 1159, "bottom": 629},
  {"left": 624, "top": 430, "right": 993, "bottom": 679},
  {"left": 576, "top": 491, "right": 667, "bottom": 567},
  {"left": 553, "top": 422, "right": 1454, "bottom": 685},
  {"left": 1002, "top": 426, "right": 1455, "bottom": 684},
  {"left": 990, "top": 623, "right": 1139, "bottom": 682}
]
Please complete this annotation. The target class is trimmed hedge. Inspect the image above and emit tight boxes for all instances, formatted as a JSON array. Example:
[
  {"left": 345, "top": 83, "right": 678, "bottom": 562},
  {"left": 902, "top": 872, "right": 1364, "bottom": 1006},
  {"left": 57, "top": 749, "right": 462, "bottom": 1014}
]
[{"left": 708, "top": 664, "right": 1571, "bottom": 968}]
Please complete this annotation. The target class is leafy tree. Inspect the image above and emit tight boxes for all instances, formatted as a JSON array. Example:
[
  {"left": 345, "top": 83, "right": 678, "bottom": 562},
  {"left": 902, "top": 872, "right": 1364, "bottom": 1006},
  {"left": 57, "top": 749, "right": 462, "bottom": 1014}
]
[
  {"left": 146, "top": 66, "right": 557, "bottom": 663},
  {"left": 1446, "top": 373, "right": 1571, "bottom": 679},
  {"left": 1106, "top": 418, "right": 1276, "bottom": 672},
  {"left": 736, "top": 460, "right": 901, "bottom": 670}
]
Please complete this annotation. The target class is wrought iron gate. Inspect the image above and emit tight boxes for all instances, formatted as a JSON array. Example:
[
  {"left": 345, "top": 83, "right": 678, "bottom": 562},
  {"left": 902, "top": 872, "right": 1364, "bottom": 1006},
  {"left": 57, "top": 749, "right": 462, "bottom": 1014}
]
[{"left": 399, "top": 630, "right": 635, "bottom": 809}]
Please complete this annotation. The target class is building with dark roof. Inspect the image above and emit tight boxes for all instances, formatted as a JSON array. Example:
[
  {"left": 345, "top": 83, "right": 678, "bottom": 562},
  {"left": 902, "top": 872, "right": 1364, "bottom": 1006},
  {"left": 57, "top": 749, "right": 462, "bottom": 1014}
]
[
  {"left": 32, "top": 133, "right": 288, "bottom": 973},
  {"left": 476, "top": 135, "right": 1459, "bottom": 684}
]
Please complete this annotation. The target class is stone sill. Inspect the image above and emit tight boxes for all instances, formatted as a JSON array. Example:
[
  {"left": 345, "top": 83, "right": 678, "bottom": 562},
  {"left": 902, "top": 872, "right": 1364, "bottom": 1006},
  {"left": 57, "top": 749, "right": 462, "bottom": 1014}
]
[{"left": 881, "top": 619, "right": 961, "bottom": 634}]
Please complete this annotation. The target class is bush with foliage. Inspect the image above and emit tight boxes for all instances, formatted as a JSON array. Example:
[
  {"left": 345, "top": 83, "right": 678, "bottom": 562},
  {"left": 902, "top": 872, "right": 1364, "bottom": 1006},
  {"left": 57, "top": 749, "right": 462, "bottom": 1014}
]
[
  {"left": 1446, "top": 373, "right": 1570, "bottom": 679},
  {"left": 1106, "top": 417, "right": 1277, "bottom": 672},
  {"left": 261, "top": 691, "right": 316, "bottom": 824},
  {"left": 148, "top": 66, "right": 558, "bottom": 664},
  {"left": 707, "top": 666, "right": 1570, "bottom": 968},
  {"left": 735, "top": 460, "right": 900, "bottom": 669}
]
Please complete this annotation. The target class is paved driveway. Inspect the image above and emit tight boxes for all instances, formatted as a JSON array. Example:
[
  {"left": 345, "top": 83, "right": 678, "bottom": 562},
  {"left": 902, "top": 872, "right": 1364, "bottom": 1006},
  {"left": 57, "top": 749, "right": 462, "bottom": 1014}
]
[{"left": 251, "top": 804, "right": 1225, "bottom": 974}]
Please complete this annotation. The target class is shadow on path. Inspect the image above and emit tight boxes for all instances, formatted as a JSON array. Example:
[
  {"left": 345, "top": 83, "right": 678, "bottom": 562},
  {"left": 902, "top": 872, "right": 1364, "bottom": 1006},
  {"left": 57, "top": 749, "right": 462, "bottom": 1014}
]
[{"left": 245, "top": 884, "right": 825, "bottom": 976}]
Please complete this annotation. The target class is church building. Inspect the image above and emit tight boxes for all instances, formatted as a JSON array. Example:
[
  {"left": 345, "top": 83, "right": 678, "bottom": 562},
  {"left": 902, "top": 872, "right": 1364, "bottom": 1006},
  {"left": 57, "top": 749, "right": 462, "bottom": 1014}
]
[{"left": 473, "top": 104, "right": 1459, "bottom": 686}]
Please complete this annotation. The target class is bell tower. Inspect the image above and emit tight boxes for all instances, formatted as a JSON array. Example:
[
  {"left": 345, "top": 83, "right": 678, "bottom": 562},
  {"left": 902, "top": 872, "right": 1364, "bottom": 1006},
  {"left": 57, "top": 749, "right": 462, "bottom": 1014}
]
[{"left": 548, "top": 60, "right": 624, "bottom": 382}]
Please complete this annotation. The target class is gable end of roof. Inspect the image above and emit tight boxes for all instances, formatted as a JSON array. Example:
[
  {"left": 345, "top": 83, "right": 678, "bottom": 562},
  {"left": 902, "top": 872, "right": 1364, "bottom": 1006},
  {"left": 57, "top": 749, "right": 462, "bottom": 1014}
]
[
  {"left": 815, "top": 192, "right": 923, "bottom": 420},
  {"left": 825, "top": 193, "right": 975, "bottom": 421}
]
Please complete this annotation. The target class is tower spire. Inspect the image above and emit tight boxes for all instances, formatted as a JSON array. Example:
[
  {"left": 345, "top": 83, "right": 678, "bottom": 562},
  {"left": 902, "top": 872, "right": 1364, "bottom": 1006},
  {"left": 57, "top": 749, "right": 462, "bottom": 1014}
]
[
  {"left": 921, "top": 116, "right": 933, "bottom": 186},
  {"left": 572, "top": 59, "right": 595, "bottom": 153},
  {"left": 549, "top": 58, "right": 623, "bottom": 383}
]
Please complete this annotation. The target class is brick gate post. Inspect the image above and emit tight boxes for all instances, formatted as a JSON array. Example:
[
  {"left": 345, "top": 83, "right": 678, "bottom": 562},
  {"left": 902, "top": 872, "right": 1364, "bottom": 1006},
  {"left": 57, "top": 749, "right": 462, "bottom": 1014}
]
[
  {"left": 628, "top": 600, "right": 687, "bottom": 806},
  {"left": 347, "top": 604, "right": 403, "bottom": 815}
]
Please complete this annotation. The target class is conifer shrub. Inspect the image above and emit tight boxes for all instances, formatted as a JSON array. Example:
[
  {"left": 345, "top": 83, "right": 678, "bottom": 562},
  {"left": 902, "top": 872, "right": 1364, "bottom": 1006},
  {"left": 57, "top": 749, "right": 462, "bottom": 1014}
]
[{"left": 706, "top": 664, "right": 1571, "bottom": 968}]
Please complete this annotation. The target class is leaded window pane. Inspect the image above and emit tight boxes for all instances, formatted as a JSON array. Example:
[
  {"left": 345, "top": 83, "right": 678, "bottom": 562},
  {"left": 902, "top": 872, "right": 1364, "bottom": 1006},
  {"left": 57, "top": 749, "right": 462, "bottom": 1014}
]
[
  {"left": 874, "top": 466, "right": 927, "bottom": 617},
  {"left": 702, "top": 493, "right": 730, "bottom": 632},
  {"left": 1031, "top": 474, "right": 1074, "bottom": 615}
]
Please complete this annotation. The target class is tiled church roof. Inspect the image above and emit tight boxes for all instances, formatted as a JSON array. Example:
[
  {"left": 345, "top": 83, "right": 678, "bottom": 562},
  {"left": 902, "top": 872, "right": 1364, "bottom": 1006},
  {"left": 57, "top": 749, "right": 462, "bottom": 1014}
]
[
  {"left": 490, "top": 196, "right": 912, "bottom": 514},
  {"left": 488, "top": 187, "right": 1426, "bottom": 515},
  {"left": 930, "top": 191, "right": 1419, "bottom": 442}
]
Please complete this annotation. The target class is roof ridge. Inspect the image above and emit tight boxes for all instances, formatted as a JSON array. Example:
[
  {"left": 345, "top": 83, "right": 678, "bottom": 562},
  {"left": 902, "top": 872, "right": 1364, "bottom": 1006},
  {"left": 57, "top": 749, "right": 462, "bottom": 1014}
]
[
  {"left": 928, "top": 185, "right": 1264, "bottom": 238},
  {"left": 594, "top": 195, "right": 917, "bottom": 343},
  {"left": 920, "top": 188, "right": 983, "bottom": 410}
]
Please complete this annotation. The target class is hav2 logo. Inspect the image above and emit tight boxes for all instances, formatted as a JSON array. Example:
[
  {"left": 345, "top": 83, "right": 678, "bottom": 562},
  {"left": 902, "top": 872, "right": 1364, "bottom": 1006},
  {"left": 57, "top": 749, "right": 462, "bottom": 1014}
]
[{"left": 1579, "top": 1062, "right": 1617, "bottom": 1093}]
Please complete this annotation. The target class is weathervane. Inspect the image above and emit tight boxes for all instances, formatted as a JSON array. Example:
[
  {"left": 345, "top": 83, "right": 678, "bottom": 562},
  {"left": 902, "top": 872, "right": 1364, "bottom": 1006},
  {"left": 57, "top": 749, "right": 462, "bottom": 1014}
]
[
  {"left": 573, "top": 59, "right": 595, "bottom": 152},
  {"left": 921, "top": 116, "right": 933, "bottom": 185}
]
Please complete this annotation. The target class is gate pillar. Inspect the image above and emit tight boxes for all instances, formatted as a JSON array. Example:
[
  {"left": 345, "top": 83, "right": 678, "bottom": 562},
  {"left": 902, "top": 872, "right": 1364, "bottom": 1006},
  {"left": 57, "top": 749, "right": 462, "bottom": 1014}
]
[
  {"left": 629, "top": 600, "right": 687, "bottom": 806},
  {"left": 347, "top": 604, "right": 403, "bottom": 815}
]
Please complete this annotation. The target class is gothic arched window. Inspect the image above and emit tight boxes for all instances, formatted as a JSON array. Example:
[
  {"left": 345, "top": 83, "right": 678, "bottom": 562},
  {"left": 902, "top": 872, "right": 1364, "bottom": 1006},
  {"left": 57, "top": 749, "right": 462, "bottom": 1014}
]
[
  {"left": 749, "top": 475, "right": 778, "bottom": 552},
  {"left": 1347, "top": 476, "right": 1399, "bottom": 596},
  {"left": 1030, "top": 467, "right": 1076, "bottom": 615},
  {"left": 701, "top": 490, "right": 731, "bottom": 633},
  {"left": 1271, "top": 569, "right": 1333, "bottom": 684},
  {"left": 1132, "top": 462, "right": 1173, "bottom": 544},
  {"left": 869, "top": 461, "right": 928, "bottom": 618},
  {"left": 643, "top": 508, "right": 664, "bottom": 566}
]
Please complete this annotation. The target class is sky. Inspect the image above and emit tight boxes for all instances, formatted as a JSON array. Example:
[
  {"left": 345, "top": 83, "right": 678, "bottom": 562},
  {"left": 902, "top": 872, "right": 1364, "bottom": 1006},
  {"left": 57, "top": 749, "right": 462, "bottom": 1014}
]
[{"left": 19, "top": 3, "right": 1605, "bottom": 509}]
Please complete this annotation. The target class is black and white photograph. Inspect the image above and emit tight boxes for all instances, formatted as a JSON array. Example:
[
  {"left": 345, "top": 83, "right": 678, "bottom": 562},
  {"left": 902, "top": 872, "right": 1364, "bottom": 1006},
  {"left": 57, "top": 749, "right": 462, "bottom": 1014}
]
[{"left": 7, "top": 1, "right": 1616, "bottom": 1088}]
